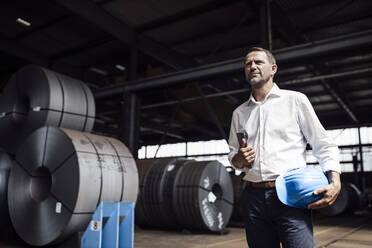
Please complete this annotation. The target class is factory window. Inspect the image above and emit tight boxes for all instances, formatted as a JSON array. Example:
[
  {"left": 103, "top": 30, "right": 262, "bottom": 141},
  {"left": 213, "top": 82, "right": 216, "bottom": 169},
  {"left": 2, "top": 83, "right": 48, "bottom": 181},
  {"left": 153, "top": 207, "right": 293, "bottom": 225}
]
[
  {"left": 306, "top": 127, "right": 372, "bottom": 172},
  {"left": 138, "top": 127, "right": 372, "bottom": 172}
]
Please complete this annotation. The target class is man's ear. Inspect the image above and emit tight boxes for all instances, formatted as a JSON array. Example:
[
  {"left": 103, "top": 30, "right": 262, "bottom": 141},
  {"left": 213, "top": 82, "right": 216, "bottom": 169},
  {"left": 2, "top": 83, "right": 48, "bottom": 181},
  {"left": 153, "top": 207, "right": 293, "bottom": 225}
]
[{"left": 271, "top": 64, "right": 277, "bottom": 76}]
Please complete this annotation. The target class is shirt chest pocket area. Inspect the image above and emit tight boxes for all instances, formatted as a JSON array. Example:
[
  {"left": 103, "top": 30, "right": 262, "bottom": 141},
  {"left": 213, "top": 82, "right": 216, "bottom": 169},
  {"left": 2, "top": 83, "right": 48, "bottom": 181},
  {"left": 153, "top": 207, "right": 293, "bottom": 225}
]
[{"left": 264, "top": 107, "right": 296, "bottom": 142}]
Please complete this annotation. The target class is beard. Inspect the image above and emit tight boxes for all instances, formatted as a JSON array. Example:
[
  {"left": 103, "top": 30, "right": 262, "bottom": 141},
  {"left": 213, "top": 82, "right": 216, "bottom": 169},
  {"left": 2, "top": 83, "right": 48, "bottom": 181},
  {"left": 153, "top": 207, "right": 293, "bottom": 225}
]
[{"left": 247, "top": 74, "right": 270, "bottom": 88}]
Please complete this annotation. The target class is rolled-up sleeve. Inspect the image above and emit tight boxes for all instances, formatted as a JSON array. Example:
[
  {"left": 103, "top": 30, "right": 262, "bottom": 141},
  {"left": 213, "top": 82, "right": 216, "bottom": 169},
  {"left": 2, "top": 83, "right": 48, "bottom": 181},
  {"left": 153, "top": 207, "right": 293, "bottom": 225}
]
[{"left": 296, "top": 93, "right": 341, "bottom": 173}]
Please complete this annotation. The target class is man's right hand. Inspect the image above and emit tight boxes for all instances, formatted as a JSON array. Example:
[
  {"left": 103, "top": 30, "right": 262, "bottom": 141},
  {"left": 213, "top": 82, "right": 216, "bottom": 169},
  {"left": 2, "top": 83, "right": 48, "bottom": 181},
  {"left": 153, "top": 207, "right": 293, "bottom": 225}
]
[{"left": 232, "top": 138, "right": 255, "bottom": 169}]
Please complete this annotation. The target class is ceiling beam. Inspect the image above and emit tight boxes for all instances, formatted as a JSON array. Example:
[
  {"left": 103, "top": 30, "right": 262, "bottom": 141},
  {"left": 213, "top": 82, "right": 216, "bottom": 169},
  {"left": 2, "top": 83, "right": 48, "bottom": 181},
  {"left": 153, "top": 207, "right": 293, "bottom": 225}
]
[
  {"left": 141, "top": 112, "right": 220, "bottom": 138},
  {"left": 137, "top": 67, "right": 372, "bottom": 109},
  {"left": 274, "top": 30, "right": 372, "bottom": 63},
  {"left": 95, "top": 113, "right": 185, "bottom": 139},
  {"left": 50, "top": 35, "right": 115, "bottom": 61},
  {"left": 0, "top": 36, "right": 49, "bottom": 66},
  {"left": 0, "top": 36, "right": 90, "bottom": 82},
  {"left": 141, "top": 121, "right": 184, "bottom": 140},
  {"left": 270, "top": 1, "right": 358, "bottom": 123},
  {"left": 94, "top": 29, "right": 372, "bottom": 98},
  {"left": 55, "top": 0, "right": 196, "bottom": 70},
  {"left": 137, "top": 0, "right": 243, "bottom": 32}
]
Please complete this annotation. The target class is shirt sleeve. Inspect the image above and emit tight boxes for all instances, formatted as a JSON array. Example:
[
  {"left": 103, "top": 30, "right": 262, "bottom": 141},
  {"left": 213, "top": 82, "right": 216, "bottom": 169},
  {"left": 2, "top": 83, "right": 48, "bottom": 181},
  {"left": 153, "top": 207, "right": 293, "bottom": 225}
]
[
  {"left": 228, "top": 110, "right": 247, "bottom": 172},
  {"left": 296, "top": 93, "right": 341, "bottom": 174}
]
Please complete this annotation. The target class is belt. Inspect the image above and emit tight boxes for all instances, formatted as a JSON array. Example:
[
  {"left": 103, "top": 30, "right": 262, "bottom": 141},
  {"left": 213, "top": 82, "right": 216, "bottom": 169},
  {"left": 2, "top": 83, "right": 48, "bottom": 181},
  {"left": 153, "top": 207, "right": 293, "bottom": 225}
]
[{"left": 247, "top": 181, "right": 276, "bottom": 189}]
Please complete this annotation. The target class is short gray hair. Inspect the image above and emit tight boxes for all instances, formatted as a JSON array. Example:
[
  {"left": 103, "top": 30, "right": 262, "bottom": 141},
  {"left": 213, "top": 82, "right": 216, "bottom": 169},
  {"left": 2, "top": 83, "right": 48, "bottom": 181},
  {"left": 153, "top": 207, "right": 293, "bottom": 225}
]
[{"left": 246, "top": 47, "right": 276, "bottom": 65}]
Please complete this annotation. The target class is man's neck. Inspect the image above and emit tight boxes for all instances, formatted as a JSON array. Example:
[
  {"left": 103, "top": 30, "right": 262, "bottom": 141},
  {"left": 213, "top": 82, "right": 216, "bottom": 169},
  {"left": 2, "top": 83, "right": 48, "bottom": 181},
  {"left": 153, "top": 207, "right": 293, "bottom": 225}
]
[{"left": 252, "top": 81, "right": 274, "bottom": 102}]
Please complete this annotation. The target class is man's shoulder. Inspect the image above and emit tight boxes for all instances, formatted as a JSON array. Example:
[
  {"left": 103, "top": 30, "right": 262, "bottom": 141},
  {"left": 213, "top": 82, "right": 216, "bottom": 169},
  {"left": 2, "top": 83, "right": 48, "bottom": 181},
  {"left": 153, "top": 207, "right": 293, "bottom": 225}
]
[{"left": 279, "top": 88, "right": 307, "bottom": 100}]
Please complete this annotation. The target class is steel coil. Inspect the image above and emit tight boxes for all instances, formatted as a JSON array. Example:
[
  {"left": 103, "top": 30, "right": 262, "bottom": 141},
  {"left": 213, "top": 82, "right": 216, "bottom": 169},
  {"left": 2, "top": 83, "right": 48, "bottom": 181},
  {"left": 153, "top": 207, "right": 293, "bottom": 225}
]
[
  {"left": 0, "top": 149, "right": 13, "bottom": 236},
  {"left": 136, "top": 159, "right": 234, "bottom": 232},
  {"left": 173, "top": 160, "right": 233, "bottom": 232},
  {"left": 316, "top": 182, "right": 365, "bottom": 216},
  {"left": 0, "top": 65, "right": 95, "bottom": 154},
  {"left": 229, "top": 174, "right": 246, "bottom": 223},
  {"left": 136, "top": 158, "right": 191, "bottom": 229},
  {"left": 316, "top": 183, "right": 349, "bottom": 216},
  {"left": 8, "top": 126, "right": 138, "bottom": 246},
  {"left": 344, "top": 183, "right": 363, "bottom": 213},
  {"left": 135, "top": 158, "right": 176, "bottom": 227}
]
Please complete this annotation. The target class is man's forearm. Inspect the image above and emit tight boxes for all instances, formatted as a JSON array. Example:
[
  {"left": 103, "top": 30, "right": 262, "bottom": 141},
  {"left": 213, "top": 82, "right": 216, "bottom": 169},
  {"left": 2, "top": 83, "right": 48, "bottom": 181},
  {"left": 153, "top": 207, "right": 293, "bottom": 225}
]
[{"left": 326, "top": 171, "right": 341, "bottom": 186}]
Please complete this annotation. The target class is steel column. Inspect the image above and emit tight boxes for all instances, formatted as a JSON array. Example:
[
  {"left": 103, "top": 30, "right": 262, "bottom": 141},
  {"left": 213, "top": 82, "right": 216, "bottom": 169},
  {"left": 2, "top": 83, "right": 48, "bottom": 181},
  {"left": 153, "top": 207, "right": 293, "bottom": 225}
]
[
  {"left": 260, "top": 0, "right": 272, "bottom": 51},
  {"left": 357, "top": 127, "right": 366, "bottom": 193},
  {"left": 120, "top": 92, "right": 140, "bottom": 158}
]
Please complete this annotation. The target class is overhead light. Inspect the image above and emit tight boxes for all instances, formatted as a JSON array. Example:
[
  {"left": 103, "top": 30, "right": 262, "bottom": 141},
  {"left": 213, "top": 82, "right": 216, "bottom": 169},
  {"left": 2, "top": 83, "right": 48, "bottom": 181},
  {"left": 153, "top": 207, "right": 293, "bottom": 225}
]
[
  {"left": 16, "top": 18, "right": 31, "bottom": 27},
  {"left": 89, "top": 67, "right": 108, "bottom": 76},
  {"left": 115, "top": 64, "right": 126, "bottom": 71}
]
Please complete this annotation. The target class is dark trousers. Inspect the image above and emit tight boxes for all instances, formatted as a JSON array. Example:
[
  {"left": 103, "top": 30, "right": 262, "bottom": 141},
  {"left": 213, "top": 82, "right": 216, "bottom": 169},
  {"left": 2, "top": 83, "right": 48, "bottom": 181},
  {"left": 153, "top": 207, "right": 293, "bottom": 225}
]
[{"left": 241, "top": 186, "right": 314, "bottom": 248}]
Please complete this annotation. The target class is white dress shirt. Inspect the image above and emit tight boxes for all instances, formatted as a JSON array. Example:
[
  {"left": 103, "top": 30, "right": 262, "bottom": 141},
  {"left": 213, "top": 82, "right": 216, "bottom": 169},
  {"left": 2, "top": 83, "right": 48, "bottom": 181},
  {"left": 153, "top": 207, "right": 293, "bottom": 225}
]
[{"left": 228, "top": 83, "right": 340, "bottom": 182}]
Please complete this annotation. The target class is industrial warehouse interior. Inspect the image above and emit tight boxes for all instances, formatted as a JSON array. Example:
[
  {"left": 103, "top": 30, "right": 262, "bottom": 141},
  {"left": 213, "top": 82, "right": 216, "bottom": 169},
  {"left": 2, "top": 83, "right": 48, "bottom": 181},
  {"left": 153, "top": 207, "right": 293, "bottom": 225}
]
[{"left": 0, "top": 0, "right": 372, "bottom": 247}]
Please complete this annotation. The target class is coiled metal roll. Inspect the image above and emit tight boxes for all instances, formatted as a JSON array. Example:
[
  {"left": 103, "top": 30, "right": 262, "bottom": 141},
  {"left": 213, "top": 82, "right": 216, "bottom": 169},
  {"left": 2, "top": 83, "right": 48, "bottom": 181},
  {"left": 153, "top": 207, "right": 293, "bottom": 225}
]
[
  {"left": 0, "top": 149, "right": 13, "bottom": 236},
  {"left": 136, "top": 158, "right": 191, "bottom": 229},
  {"left": 229, "top": 174, "right": 247, "bottom": 223},
  {"left": 136, "top": 159, "right": 233, "bottom": 232},
  {"left": 344, "top": 183, "right": 363, "bottom": 213},
  {"left": 316, "top": 183, "right": 349, "bottom": 216},
  {"left": 8, "top": 126, "right": 138, "bottom": 246},
  {"left": 135, "top": 158, "right": 175, "bottom": 227},
  {"left": 314, "top": 183, "right": 363, "bottom": 216},
  {"left": 174, "top": 160, "right": 233, "bottom": 232},
  {"left": 0, "top": 65, "right": 95, "bottom": 154}
]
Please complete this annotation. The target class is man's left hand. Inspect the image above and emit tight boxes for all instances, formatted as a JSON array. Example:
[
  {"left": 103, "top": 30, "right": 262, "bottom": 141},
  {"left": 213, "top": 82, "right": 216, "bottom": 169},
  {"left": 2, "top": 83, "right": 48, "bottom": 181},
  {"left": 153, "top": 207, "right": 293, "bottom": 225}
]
[{"left": 308, "top": 171, "right": 341, "bottom": 209}]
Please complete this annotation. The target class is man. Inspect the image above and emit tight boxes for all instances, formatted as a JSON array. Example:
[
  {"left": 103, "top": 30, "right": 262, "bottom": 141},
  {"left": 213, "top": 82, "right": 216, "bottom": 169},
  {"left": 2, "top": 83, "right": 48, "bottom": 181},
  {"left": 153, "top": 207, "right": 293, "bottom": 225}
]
[{"left": 228, "top": 47, "right": 341, "bottom": 248}]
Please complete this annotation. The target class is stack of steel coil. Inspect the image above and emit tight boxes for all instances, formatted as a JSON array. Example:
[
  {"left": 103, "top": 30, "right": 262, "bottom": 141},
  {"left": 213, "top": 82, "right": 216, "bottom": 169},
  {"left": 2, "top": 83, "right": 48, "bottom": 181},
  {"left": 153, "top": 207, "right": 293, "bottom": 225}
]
[
  {"left": 0, "top": 65, "right": 139, "bottom": 247},
  {"left": 136, "top": 159, "right": 233, "bottom": 232}
]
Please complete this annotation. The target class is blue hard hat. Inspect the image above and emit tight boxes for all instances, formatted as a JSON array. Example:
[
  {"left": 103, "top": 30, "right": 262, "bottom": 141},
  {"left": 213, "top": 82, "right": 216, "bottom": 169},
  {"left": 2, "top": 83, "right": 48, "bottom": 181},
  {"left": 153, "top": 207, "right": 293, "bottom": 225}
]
[{"left": 275, "top": 167, "right": 329, "bottom": 209}]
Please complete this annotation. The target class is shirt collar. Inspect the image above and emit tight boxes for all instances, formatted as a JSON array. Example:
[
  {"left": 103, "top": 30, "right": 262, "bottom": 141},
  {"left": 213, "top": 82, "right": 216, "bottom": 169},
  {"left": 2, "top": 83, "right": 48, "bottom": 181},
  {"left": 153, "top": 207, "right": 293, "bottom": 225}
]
[{"left": 246, "top": 83, "right": 281, "bottom": 105}]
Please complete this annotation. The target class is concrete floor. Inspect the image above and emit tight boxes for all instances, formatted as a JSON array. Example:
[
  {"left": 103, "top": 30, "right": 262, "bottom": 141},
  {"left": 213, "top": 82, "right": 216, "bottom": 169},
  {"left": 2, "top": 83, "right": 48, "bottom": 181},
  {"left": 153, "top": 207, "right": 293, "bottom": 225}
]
[
  {"left": 0, "top": 212, "right": 371, "bottom": 247},
  {"left": 134, "top": 212, "right": 372, "bottom": 248},
  {"left": 134, "top": 227, "right": 247, "bottom": 248}
]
